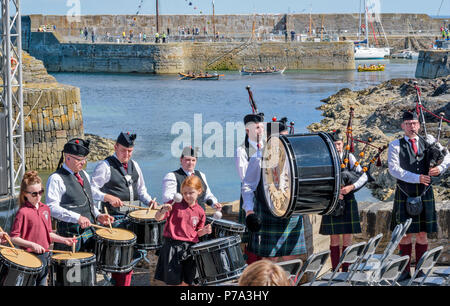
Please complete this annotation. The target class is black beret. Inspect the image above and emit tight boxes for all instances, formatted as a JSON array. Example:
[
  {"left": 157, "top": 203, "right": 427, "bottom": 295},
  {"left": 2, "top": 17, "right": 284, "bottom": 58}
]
[
  {"left": 63, "top": 138, "right": 90, "bottom": 157},
  {"left": 116, "top": 132, "right": 137, "bottom": 148},
  {"left": 181, "top": 146, "right": 199, "bottom": 158},
  {"left": 267, "top": 117, "right": 288, "bottom": 137},
  {"left": 244, "top": 113, "right": 264, "bottom": 125},
  {"left": 402, "top": 111, "right": 419, "bottom": 122},
  {"left": 329, "top": 129, "right": 344, "bottom": 142}
]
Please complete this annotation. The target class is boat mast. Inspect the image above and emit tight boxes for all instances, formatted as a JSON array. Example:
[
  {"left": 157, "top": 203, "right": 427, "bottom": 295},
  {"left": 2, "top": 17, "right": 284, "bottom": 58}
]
[
  {"left": 358, "top": 0, "right": 362, "bottom": 40},
  {"left": 212, "top": 0, "right": 216, "bottom": 41},
  {"left": 365, "top": 0, "right": 369, "bottom": 47},
  {"left": 156, "top": 0, "right": 159, "bottom": 34}
]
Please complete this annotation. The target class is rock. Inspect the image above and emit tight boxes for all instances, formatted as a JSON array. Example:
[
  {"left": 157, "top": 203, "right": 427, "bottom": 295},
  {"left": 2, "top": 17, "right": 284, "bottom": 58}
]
[{"left": 307, "top": 77, "right": 450, "bottom": 202}]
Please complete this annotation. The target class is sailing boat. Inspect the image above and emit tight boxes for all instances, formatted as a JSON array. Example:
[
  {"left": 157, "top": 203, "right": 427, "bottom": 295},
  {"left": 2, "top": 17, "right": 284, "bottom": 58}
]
[{"left": 354, "top": 0, "right": 390, "bottom": 60}]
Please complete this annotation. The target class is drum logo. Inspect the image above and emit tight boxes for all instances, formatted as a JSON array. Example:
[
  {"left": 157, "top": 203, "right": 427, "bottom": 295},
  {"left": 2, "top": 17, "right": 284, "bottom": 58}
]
[
  {"left": 42, "top": 211, "right": 49, "bottom": 221},
  {"left": 66, "top": 261, "right": 81, "bottom": 283},
  {"left": 191, "top": 216, "right": 199, "bottom": 227}
]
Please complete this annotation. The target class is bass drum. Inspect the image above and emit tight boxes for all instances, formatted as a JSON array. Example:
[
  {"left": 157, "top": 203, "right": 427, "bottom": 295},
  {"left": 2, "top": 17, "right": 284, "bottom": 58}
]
[{"left": 261, "top": 132, "right": 341, "bottom": 218}]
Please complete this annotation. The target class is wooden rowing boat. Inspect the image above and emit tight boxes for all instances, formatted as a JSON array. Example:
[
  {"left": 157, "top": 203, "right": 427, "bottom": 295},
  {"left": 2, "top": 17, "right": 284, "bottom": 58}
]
[
  {"left": 240, "top": 67, "right": 286, "bottom": 76},
  {"left": 178, "top": 72, "right": 222, "bottom": 80},
  {"left": 357, "top": 65, "right": 385, "bottom": 72}
]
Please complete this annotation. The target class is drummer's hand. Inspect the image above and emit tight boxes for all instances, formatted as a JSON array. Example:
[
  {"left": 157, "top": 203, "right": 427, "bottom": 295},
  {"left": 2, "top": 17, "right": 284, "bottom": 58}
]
[
  {"left": 429, "top": 167, "right": 441, "bottom": 177},
  {"left": 31, "top": 242, "right": 46, "bottom": 254},
  {"left": 97, "top": 214, "right": 114, "bottom": 226},
  {"left": 78, "top": 216, "right": 92, "bottom": 229},
  {"left": 246, "top": 210, "right": 254, "bottom": 217},
  {"left": 148, "top": 199, "right": 158, "bottom": 209},
  {"left": 338, "top": 193, "right": 344, "bottom": 200},
  {"left": 160, "top": 204, "right": 172, "bottom": 214},
  {"left": 0, "top": 232, "right": 9, "bottom": 244},
  {"left": 340, "top": 185, "right": 355, "bottom": 195},
  {"left": 419, "top": 174, "right": 431, "bottom": 186},
  {"left": 213, "top": 202, "right": 222, "bottom": 210},
  {"left": 63, "top": 237, "right": 77, "bottom": 246},
  {"left": 204, "top": 224, "right": 212, "bottom": 234},
  {"left": 104, "top": 194, "right": 123, "bottom": 207}
]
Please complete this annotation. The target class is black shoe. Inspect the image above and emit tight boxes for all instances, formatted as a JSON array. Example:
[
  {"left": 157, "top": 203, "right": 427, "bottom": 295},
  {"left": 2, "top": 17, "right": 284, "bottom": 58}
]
[{"left": 397, "top": 270, "right": 411, "bottom": 282}]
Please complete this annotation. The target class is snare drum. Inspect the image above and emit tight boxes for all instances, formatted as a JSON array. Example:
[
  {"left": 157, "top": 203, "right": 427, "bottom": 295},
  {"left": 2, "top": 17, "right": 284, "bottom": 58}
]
[
  {"left": 49, "top": 252, "right": 96, "bottom": 286},
  {"left": 0, "top": 248, "right": 43, "bottom": 286},
  {"left": 206, "top": 217, "right": 246, "bottom": 239},
  {"left": 126, "top": 209, "right": 166, "bottom": 250},
  {"left": 190, "top": 235, "right": 247, "bottom": 285},
  {"left": 94, "top": 228, "right": 137, "bottom": 273}
]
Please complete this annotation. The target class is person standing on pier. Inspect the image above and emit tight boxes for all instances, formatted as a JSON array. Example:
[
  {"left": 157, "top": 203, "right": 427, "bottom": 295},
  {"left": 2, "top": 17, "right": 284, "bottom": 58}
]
[
  {"left": 45, "top": 138, "right": 113, "bottom": 253},
  {"left": 91, "top": 132, "right": 157, "bottom": 286},
  {"left": 388, "top": 111, "right": 450, "bottom": 281},
  {"left": 162, "top": 146, "right": 222, "bottom": 213},
  {"left": 319, "top": 129, "right": 367, "bottom": 272}
]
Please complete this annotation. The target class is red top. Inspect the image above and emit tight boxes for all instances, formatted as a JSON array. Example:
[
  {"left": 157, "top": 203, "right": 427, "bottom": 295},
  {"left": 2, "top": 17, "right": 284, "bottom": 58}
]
[
  {"left": 10, "top": 201, "right": 53, "bottom": 253},
  {"left": 162, "top": 200, "right": 205, "bottom": 243}
]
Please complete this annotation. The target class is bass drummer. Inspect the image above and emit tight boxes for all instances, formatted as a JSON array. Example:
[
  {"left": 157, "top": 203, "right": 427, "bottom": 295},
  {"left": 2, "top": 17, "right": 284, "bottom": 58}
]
[
  {"left": 319, "top": 129, "right": 367, "bottom": 272},
  {"left": 241, "top": 116, "right": 307, "bottom": 263},
  {"left": 90, "top": 131, "right": 157, "bottom": 286}
]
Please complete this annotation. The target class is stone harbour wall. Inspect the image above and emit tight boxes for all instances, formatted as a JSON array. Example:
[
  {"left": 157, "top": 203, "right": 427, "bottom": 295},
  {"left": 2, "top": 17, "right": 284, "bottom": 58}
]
[{"left": 415, "top": 50, "right": 450, "bottom": 79}]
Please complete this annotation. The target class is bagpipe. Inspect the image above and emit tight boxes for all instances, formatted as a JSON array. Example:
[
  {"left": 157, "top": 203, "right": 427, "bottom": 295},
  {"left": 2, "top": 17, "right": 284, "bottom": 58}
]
[
  {"left": 413, "top": 82, "right": 449, "bottom": 169},
  {"left": 339, "top": 107, "right": 388, "bottom": 191}
]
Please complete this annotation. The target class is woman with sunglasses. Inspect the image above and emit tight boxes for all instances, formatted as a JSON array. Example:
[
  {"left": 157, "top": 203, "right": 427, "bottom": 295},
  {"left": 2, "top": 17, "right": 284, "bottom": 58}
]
[{"left": 10, "top": 170, "right": 76, "bottom": 286}]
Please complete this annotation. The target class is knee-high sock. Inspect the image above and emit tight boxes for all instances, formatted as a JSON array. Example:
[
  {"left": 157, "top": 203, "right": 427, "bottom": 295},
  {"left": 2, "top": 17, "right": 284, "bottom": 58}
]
[
  {"left": 341, "top": 245, "right": 350, "bottom": 272},
  {"left": 399, "top": 243, "right": 412, "bottom": 274},
  {"left": 111, "top": 271, "right": 133, "bottom": 286},
  {"left": 244, "top": 246, "right": 261, "bottom": 265},
  {"left": 330, "top": 245, "right": 340, "bottom": 272},
  {"left": 415, "top": 243, "right": 428, "bottom": 268}
]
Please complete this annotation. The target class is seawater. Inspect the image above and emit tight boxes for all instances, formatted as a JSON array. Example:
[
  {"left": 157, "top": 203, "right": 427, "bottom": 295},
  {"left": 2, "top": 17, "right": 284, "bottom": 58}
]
[{"left": 51, "top": 59, "right": 417, "bottom": 204}]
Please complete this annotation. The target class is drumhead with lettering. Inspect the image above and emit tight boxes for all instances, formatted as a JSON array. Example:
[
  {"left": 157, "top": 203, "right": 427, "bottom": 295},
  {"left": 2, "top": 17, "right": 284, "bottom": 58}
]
[
  {"left": 95, "top": 228, "right": 136, "bottom": 241},
  {"left": 51, "top": 252, "right": 95, "bottom": 261},
  {"left": 0, "top": 248, "right": 42, "bottom": 269},
  {"left": 128, "top": 209, "right": 157, "bottom": 220}
]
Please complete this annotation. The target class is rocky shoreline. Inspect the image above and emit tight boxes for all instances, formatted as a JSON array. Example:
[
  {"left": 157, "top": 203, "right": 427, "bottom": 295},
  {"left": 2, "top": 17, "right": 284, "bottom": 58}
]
[{"left": 307, "top": 76, "right": 449, "bottom": 202}]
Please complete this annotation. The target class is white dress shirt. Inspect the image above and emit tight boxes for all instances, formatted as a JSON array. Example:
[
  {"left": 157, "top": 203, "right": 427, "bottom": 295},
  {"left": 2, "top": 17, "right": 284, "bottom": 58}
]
[
  {"left": 90, "top": 154, "right": 153, "bottom": 206},
  {"left": 46, "top": 163, "right": 101, "bottom": 224},
  {"left": 162, "top": 168, "right": 218, "bottom": 207},
  {"left": 235, "top": 139, "right": 263, "bottom": 182},
  {"left": 388, "top": 135, "right": 450, "bottom": 183}
]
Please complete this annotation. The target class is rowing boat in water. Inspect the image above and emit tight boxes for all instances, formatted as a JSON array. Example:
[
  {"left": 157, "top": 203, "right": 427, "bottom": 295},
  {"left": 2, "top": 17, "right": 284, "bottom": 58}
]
[
  {"left": 178, "top": 72, "right": 222, "bottom": 80},
  {"left": 240, "top": 67, "right": 286, "bottom": 76},
  {"left": 357, "top": 64, "right": 385, "bottom": 72}
]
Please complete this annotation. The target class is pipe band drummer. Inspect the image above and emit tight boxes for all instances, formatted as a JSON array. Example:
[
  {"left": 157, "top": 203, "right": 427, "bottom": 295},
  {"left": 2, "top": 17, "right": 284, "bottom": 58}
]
[{"left": 45, "top": 138, "right": 113, "bottom": 253}]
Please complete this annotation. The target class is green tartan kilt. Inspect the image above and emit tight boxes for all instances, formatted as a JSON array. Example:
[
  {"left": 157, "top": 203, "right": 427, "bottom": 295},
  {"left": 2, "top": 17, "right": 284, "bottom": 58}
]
[
  {"left": 247, "top": 199, "right": 307, "bottom": 257},
  {"left": 319, "top": 193, "right": 362, "bottom": 235},
  {"left": 390, "top": 186, "right": 437, "bottom": 234}
]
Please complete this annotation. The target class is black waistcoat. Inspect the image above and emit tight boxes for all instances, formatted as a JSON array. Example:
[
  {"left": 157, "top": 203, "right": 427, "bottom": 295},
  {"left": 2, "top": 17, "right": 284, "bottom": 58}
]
[
  {"left": 397, "top": 137, "right": 429, "bottom": 196},
  {"left": 173, "top": 168, "right": 207, "bottom": 210},
  {"left": 100, "top": 156, "right": 140, "bottom": 215},
  {"left": 55, "top": 168, "right": 96, "bottom": 223}
]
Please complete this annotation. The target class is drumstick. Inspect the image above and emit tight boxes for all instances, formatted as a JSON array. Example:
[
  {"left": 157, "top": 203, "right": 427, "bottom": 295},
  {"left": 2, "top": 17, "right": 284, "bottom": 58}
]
[
  {"left": 0, "top": 226, "right": 18, "bottom": 255},
  {"left": 122, "top": 203, "right": 148, "bottom": 210},
  {"left": 90, "top": 223, "right": 112, "bottom": 231},
  {"left": 72, "top": 235, "right": 76, "bottom": 253},
  {"left": 104, "top": 207, "right": 113, "bottom": 233},
  {"left": 47, "top": 249, "right": 74, "bottom": 255}
]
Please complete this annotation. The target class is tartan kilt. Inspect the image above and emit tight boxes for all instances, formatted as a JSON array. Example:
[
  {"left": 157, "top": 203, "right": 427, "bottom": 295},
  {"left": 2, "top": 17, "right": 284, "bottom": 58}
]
[
  {"left": 247, "top": 198, "right": 307, "bottom": 257},
  {"left": 319, "top": 193, "right": 362, "bottom": 235},
  {"left": 390, "top": 185, "right": 437, "bottom": 234}
]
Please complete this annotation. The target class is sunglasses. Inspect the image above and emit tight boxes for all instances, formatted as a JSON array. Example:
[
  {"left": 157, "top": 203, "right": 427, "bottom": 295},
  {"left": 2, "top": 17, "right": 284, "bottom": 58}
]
[{"left": 25, "top": 189, "right": 44, "bottom": 197}]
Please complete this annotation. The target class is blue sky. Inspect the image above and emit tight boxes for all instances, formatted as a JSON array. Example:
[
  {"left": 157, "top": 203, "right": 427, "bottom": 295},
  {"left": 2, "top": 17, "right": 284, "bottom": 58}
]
[{"left": 22, "top": 0, "right": 449, "bottom": 16}]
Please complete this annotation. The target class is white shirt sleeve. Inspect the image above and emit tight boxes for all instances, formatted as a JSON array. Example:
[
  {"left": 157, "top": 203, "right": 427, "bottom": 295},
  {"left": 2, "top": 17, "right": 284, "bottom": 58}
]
[
  {"left": 235, "top": 146, "right": 249, "bottom": 183},
  {"left": 162, "top": 172, "right": 177, "bottom": 203},
  {"left": 45, "top": 173, "right": 82, "bottom": 223},
  {"left": 132, "top": 161, "right": 153, "bottom": 206},
  {"left": 348, "top": 153, "right": 368, "bottom": 190},
  {"left": 90, "top": 160, "right": 111, "bottom": 202},
  {"left": 199, "top": 171, "right": 218, "bottom": 207},
  {"left": 241, "top": 156, "right": 262, "bottom": 213},
  {"left": 388, "top": 139, "right": 420, "bottom": 184}
]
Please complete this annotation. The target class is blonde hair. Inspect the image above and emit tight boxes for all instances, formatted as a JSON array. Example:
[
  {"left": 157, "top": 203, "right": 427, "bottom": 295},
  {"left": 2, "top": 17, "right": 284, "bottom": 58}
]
[
  {"left": 238, "top": 260, "right": 292, "bottom": 286},
  {"left": 19, "top": 171, "right": 42, "bottom": 206},
  {"left": 180, "top": 175, "right": 203, "bottom": 194}
]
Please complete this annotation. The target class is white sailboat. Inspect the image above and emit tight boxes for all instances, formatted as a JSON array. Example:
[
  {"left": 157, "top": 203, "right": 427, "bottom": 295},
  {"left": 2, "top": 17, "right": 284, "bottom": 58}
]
[{"left": 354, "top": 0, "right": 390, "bottom": 60}]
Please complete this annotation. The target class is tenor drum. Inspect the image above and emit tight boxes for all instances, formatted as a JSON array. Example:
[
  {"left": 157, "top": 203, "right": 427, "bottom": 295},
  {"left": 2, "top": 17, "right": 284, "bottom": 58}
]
[
  {"left": 190, "top": 236, "right": 247, "bottom": 285},
  {"left": 0, "top": 248, "right": 43, "bottom": 286},
  {"left": 126, "top": 209, "right": 166, "bottom": 250},
  {"left": 94, "top": 228, "right": 136, "bottom": 273},
  {"left": 49, "top": 252, "right": 96, "bottom": 286},
  {"left": 206, "top": 217, "right": 246, "bottom": 239},
  {"left": 261, "top": 132, "right": 341, "bottom": 218}
]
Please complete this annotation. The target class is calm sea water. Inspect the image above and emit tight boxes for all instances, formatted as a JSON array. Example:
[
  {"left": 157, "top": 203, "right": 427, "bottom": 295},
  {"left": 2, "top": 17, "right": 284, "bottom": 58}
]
[{"left": 51, "top": 59, "right": 417, "bottom": 203}]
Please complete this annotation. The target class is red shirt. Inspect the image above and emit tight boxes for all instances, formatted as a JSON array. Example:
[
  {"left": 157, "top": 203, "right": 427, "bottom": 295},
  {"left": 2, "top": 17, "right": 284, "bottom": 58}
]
[
  {"left": 162, "top": 200, "right": 205, "bottom": 243},
  {"left": 10, "top": 201, "right": 53, "bottom": 252}
]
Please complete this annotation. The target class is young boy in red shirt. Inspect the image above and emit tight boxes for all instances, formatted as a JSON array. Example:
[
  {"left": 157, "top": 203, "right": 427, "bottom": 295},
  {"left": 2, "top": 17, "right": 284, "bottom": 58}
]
[
  {"left": 154, "top": 175, "right": 212, "bottom": 286},
  {"left": 10, "top": 171, "right": 76, "bottom": 286}
]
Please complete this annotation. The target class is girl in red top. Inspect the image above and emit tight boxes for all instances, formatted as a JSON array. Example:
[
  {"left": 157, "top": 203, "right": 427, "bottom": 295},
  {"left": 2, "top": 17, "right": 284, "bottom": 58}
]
[
  {"left": 154, "top": 175, "right": 212, "bottom": 286},
  {"left": 10, "top": 171, "right": 75, "bottom": 286}
]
